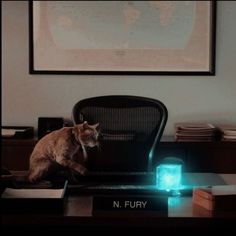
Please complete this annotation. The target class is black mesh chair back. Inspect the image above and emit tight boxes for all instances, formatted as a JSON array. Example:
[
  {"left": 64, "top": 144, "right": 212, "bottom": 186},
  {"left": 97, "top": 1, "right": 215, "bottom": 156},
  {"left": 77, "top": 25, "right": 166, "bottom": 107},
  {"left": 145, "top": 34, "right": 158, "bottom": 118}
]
[{"left": 72, "top": 96, "right": 168, "bottom": 179}]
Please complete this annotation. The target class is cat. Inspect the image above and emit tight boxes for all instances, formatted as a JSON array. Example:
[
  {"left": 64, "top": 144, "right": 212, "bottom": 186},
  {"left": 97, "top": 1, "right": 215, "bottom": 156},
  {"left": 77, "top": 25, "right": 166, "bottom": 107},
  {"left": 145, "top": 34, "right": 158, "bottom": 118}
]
[{"left": 28, "top": 121, "right": 99, "bottom": 183}]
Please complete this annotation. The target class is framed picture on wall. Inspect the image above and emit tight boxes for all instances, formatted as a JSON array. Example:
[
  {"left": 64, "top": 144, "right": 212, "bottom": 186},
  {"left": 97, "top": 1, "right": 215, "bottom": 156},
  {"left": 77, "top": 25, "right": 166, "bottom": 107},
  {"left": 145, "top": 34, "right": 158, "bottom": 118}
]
[{"left": 29, "top": 1, "right": 216, "bottom": 75}]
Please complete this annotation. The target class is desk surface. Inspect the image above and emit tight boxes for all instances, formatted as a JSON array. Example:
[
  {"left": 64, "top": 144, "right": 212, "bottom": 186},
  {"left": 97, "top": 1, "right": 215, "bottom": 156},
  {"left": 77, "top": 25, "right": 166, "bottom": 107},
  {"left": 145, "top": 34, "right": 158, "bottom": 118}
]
[
  {"left": 2, "top": 174, "right": 236, "bottom": 231},
  {"left": 65, "top": 174, "right": 236, "bottom": 217}
]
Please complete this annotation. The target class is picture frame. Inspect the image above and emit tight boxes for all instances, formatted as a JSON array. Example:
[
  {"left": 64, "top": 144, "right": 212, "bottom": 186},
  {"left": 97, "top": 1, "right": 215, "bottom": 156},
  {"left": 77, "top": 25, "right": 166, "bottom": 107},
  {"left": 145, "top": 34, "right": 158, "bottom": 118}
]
[{"left": 29, "top": 1, "right": 216, "bottom": 75}]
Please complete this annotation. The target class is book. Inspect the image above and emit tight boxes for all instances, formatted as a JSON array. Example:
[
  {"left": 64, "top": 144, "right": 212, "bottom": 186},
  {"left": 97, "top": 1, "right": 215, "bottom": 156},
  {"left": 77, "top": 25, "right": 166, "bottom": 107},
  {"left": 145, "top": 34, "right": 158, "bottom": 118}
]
[
  {"left": 1, "top": 181, "right": 68, "bottom": 214},
  {"left": 192, "top": 185, "right": 236, "bottom": 211}
]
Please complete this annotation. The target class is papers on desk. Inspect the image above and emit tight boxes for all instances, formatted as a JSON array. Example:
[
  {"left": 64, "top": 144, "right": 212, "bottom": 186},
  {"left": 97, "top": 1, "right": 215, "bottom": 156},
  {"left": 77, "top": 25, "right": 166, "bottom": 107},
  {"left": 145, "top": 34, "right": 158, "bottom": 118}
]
[
  {"left": 1, "top": 126, "right": 34, "bottom": 139},
  {"left": 217, "top": 124, "right": 236, "bottom": 141},
  {"left": 2, "top": 128, "right": 16, "bottom": 137},
  {"left": 174, "top": 123, "right": 217, "bottom": 142}
]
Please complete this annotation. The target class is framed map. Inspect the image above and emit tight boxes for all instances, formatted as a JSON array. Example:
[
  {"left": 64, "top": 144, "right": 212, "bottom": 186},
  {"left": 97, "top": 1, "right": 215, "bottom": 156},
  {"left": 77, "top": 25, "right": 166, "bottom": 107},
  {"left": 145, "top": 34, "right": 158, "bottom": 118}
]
[{"left": 29, "top": 1, "right": 216, "bottom": 75}]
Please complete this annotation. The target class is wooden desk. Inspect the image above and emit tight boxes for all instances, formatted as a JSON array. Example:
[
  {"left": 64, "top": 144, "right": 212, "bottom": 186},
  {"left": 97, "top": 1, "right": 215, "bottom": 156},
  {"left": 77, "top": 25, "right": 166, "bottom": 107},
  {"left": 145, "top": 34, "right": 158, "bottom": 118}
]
[
  {"left": 158, "top": 137, "right": 236, "bottom": 173},
  {"left": 2, "top": 174, "right": 236, "bottom": 233},
  {"left": 65, "top": 174, "right": 236, "bottom": 218},
  {"left": 2, "top": 139, "right": 36, "bottom": 170},
  {"left": 2, "top": 137, "right": 236, "bottom": 173}
]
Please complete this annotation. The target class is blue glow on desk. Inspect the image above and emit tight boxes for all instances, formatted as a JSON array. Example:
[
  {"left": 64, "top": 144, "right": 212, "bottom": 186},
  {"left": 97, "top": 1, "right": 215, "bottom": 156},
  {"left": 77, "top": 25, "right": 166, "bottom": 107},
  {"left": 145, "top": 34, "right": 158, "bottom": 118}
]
[{"left": 156, "top": 164, "right": 182, "bottom": 191}]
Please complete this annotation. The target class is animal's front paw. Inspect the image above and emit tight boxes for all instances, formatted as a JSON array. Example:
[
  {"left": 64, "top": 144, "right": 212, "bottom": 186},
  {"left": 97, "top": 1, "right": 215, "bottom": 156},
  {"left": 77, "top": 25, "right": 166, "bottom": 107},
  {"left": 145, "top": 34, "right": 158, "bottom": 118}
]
[
  {"left": 28, "top": 173, "right": 38, "bottom": 183},
  {"left": 80, "top": 167, "right": 89, "bottom": 176}
]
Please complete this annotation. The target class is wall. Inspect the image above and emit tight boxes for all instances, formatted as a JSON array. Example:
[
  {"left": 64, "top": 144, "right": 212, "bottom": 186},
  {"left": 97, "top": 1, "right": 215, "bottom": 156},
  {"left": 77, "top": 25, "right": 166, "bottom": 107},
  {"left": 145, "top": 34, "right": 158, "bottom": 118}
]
[{"left": 2, "top": 1, "right": 236, "bottom": 135}]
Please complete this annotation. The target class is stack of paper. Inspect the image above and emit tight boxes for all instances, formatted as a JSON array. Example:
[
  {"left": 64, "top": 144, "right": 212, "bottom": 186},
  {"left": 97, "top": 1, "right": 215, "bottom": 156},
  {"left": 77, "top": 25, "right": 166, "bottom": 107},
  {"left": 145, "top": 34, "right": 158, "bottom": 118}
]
[
  {"left": 217, "top": 125, "right": 236, "bottom": 141},
  {"left": 1, "top": 128, "right": 16, "bottom": 137},
  {"left": 174, "top": 123, "right": 216, "bottom": 142},
  {"left": 192, "top": 185, "right": 236, "bottom": 211}
]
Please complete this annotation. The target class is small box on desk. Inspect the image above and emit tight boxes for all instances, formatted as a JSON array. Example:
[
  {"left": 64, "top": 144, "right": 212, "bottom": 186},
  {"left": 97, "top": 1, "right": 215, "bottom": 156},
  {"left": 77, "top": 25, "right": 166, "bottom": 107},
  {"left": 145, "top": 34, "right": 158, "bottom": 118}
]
[
  {"left": 1, "top": 181, "right": 68, "bottom": 215},
  {"left": 192, "top": 185, "right": 236, "bottom": 211}
]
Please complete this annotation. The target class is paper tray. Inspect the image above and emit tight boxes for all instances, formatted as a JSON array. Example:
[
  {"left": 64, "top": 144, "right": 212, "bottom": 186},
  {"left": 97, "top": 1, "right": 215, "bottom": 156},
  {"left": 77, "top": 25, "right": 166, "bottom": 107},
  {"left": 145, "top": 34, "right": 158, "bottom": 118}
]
[
  {"left": 2, "top": 126, "right": 34, "bottom": 139},
  {"left": 1, "top": 181, "right": 68, "bottom": 215}
]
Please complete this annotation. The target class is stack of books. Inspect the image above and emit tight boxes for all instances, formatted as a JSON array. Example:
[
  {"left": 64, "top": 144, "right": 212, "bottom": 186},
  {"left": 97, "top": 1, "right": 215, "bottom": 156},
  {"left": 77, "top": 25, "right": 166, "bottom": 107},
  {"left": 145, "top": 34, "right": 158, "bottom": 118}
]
[
  {"left": 217, "top": 125, "right": 236, "bottom": 141},
  {"left": 192, "top": 185, "right": 236, "bottom": 212},
  {"left": 174, "top": 123, "right": 216, "bottom": 142}
]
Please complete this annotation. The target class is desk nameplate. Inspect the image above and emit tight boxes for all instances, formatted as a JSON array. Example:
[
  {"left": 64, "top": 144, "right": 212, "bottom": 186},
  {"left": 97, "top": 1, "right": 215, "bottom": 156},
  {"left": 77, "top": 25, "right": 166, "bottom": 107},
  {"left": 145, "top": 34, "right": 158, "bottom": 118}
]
[{"left": 93, "top": 195, "right": 168, "bottom": 216}]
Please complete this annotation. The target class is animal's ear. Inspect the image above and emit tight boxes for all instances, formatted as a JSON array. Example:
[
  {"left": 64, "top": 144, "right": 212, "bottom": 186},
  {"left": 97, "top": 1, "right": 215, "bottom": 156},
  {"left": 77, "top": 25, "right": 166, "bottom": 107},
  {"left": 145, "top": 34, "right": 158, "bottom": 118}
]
[
  {"left": 93, "top": 123, "right": 99, "bottom": 129},
  {"left": 82, "top": 121, "right": 89, "bottom": 129}
]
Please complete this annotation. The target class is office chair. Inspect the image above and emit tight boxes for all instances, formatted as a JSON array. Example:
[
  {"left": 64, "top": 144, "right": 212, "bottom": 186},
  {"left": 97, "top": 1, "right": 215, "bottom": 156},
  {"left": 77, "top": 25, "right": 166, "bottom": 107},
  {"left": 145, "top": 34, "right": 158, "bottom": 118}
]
[{"left": 72, "top": 95, "right": 168, "bottom": 177}]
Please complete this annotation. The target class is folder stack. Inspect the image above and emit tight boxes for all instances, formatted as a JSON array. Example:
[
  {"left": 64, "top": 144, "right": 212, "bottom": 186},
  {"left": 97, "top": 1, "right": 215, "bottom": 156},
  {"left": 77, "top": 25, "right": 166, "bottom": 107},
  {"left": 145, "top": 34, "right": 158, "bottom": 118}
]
[
  {"left": 174, "top": 123, "right": 216, "bottom": 142},
  {"left": 217, "top": 125, "right": 236, "bottom": 141}
]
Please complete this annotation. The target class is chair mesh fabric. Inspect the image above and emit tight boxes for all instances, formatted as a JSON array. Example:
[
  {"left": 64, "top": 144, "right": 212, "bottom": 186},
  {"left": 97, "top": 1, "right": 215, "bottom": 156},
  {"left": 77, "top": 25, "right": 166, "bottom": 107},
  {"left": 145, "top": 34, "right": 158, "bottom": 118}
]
[
  {"left": 72, "top": 96, "right": 167, "bottom": 173},
  {"left": 80, "top": 106, "right": 160, "bottom": 141}
]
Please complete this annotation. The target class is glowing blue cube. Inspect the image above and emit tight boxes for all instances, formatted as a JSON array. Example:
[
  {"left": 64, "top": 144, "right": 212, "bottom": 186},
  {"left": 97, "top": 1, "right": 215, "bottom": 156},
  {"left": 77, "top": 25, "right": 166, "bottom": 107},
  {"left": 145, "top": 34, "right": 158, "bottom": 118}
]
[{"left": 156, "top": 164, "right": 182, "bottom": 191}]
